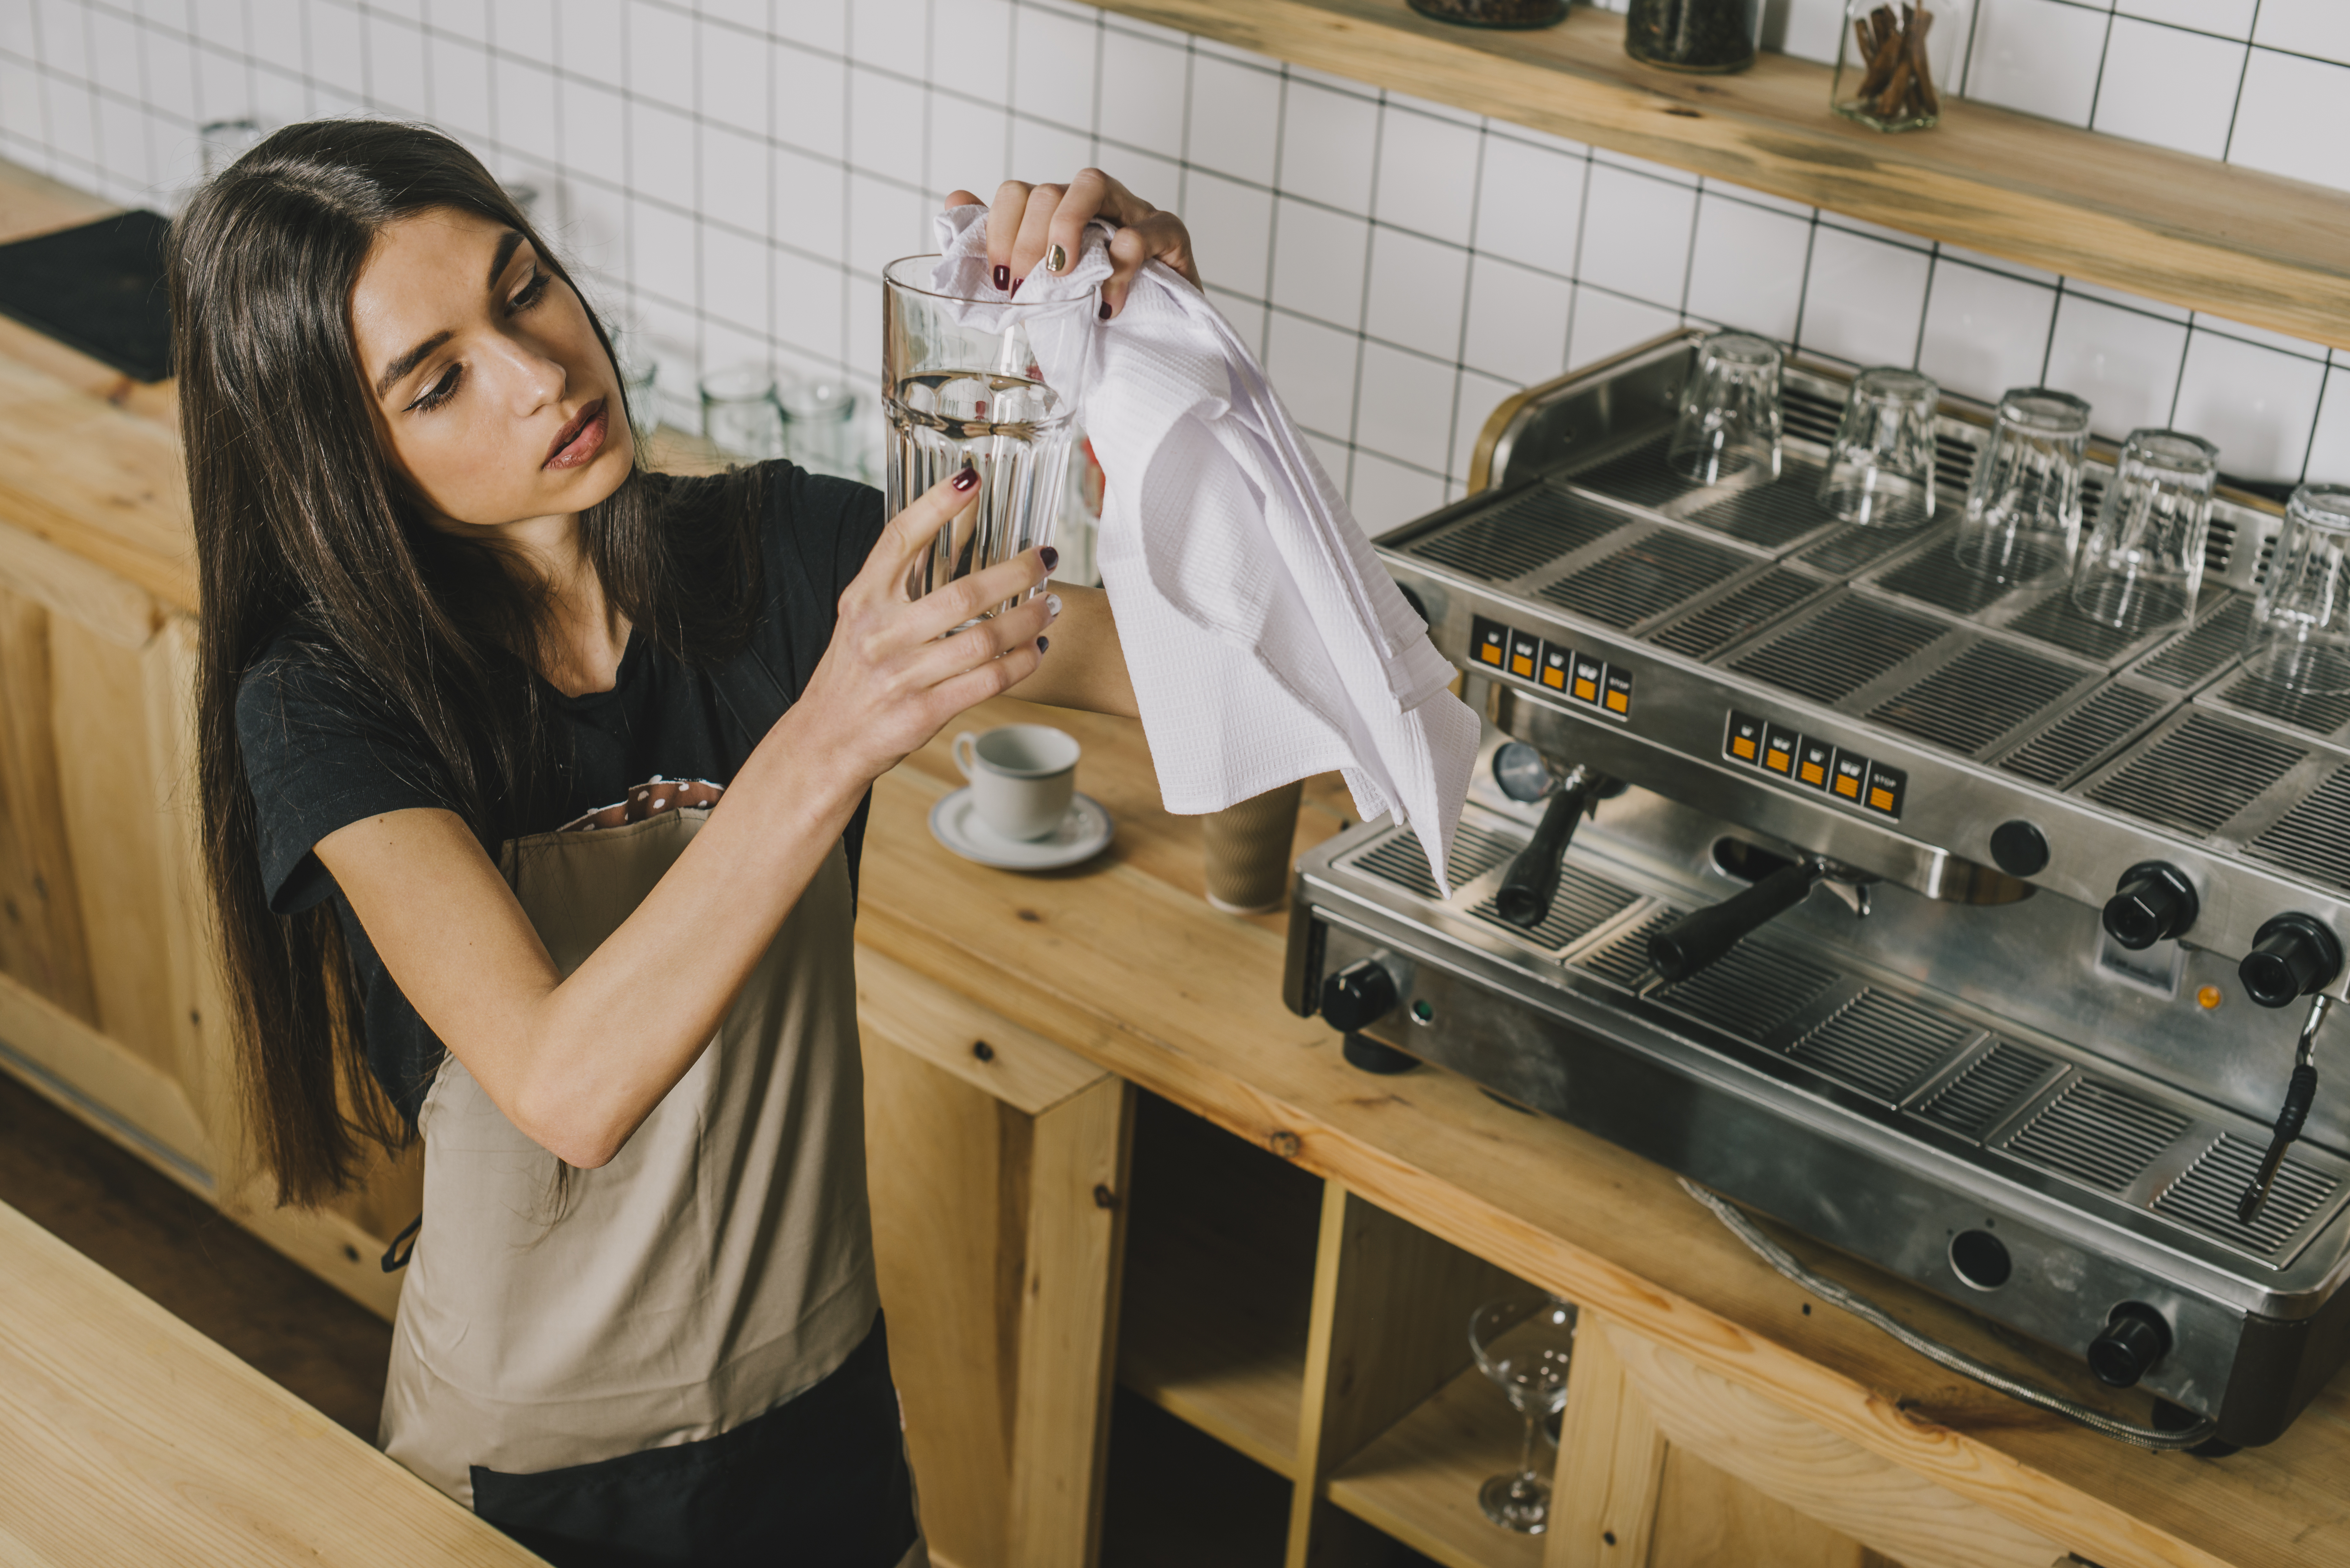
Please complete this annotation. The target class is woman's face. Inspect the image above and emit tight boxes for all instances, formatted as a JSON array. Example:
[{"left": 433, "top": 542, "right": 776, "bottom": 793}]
[{"left": 348, "top": 206, "right": 633, "bottom": 532}]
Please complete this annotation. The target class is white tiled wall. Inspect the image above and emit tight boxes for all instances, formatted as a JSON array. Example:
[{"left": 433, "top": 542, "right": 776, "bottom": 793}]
[{"left": 4, "top": 0, "right": 2346, "bottom": 532}]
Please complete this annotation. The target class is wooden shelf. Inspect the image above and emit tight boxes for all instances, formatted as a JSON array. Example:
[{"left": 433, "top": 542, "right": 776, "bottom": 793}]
[
  {"left": 1100, "top": 1388, "right": 1295, "bottom": 1568},
  {"left": 1097, "top": 0, "right": 2350, "bottom": 351},
  {"left": 1115, "top": 1092, "right": 1323, "bottom": 1477},
  {"left": 1327, "top": 1361, "right": 1548, "bottom": 1568}
]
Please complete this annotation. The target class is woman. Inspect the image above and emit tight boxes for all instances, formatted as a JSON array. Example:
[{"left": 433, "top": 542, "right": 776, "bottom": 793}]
[{"left": 172, "top": 119, "right": 1197, "bottom": 1566}]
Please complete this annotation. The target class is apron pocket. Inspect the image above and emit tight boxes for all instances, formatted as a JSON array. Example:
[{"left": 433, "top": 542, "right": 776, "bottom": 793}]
[{"left": 469, "top": 1312, "right": 916, "bottom": 1568}]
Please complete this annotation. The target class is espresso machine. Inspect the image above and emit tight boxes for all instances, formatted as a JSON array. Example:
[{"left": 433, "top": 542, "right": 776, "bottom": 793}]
[{"left": 1283, "top": 329, "right": 2350, "bottom": 1449}]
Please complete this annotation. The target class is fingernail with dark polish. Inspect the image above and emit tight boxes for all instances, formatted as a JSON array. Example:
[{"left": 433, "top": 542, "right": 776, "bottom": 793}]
[
  {"left": 1098, "top": 300, "right": 1111, "bottom": 320},
  {"left": 952, "top": 465, "right": 979, "bottom": 491},
  {"left": 1037, "top": 635, "right": 1050, "bottom": 654},
  {"left": 1011, "top": 276, "right": 1024, "bottom": 295},
  {"left": 1040, "top": 545, "right": 1059, "bottom": 571},
  {"left": 994, "top": 264, "right": 1010, "bottom": 291}
]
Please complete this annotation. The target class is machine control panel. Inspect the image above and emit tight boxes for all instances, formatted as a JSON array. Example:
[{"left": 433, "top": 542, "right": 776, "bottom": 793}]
[
  {"left": 1724, "top": 709, "right": 1907, "bottom": 822},
  {"left": 1469, "top": 615, "right": 1634, "bottom": 722}
]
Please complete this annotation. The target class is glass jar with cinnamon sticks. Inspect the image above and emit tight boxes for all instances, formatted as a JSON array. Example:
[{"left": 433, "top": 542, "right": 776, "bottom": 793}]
[{"left": 1833, "top": 2, "right": 1942, "bottom": 132}]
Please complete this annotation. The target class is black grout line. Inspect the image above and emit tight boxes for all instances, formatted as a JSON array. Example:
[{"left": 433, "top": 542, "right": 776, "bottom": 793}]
[
  {"left": 2222, "top": 0, "right": 2262, "bottom": 161},
  {"left": 2082, "top": 6, "right": 2120, "bottom": 131}
]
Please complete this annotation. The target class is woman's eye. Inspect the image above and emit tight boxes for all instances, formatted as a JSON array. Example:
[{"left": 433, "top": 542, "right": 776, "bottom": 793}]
[
  {"left": 411, "top": 365, "right": 461, "bottom": 412},
  {"left": 511, "top": 269, "right": 551, "bottom": 311}
]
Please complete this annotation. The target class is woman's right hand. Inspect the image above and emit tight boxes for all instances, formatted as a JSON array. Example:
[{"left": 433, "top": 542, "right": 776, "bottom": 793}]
[{"left": 787, "top": 466, "right": 1058, "bottom": 800}]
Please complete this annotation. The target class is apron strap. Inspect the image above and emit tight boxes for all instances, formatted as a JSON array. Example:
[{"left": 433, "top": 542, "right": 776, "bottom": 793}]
[{"left": 382, "top": 1212, "right": 422, "bottom": 1272}]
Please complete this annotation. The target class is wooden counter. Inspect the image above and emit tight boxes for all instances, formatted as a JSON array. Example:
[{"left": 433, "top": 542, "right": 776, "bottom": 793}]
[
  {"left": 0, "top": 1197, "right": 543, "bottom": 1566},
  {"left": 1099, "top": 0, "right": 2350, "bottom": 353}
]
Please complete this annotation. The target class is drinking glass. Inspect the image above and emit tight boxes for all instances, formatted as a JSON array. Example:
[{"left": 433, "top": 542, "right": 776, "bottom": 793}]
[
  {"left": 199, "top": 118, "right": 263, "bottom": 178},
  {"left": 2069, "top": 428, "right": 2220, "bottom": 636},
  {"left": 781, "top": 377, "right": 859, "bottom": 479},
  {"left": 1667, "top": 332, "right": 1782, "bottom": 485},
  {"left": 1818, "top": 366, "right": 1938, "bottom": 529},
  {"left": 1470, "top": 1292, "right": 1579, "bottom": 1534},
  {"left": 2245, "top": 485, "right": 2350, "bottom": 696},
  {"left": 884, "top": 255, "right": 1096, "bottom": 623},
  {"left": 1956, "top": 387, "right": 2091, "bottom": 583},
  {"left": 699, "top": 366, "right": 787, "bottom": 461}
]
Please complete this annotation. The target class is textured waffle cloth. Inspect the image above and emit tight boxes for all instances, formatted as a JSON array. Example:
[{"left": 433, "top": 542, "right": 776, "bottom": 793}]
[{"left": 929, "top": 205, "right": 1478, "bottom": 891}]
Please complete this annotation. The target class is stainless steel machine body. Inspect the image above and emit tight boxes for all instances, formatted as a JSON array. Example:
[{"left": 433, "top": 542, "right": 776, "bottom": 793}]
[{"left": 1282, "top": 330, "right": 2350, "bottom": 1446}]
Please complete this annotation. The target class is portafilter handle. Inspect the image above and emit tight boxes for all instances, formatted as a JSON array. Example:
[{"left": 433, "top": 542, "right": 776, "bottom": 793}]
[
  {"left": 1495, "top": 765, "right": 1606, "bottom": 929},
  {"left": 1647, "top": 858, "right": 1831, "bottom": 988}
]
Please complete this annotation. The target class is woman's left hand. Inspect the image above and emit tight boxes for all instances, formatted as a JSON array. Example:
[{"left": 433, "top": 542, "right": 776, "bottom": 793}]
[{"left": 945, "top": 170, "right": 1200, "bottom": 319}]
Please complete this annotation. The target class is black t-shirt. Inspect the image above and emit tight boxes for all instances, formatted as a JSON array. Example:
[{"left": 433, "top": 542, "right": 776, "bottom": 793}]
[{"left": 236, "top": 462, "right": 885, "bottom": 1127}]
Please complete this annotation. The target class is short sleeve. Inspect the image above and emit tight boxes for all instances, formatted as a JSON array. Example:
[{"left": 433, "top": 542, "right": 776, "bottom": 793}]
[{"left": 236, "top": 647, "right": 456, "bottom": 915}]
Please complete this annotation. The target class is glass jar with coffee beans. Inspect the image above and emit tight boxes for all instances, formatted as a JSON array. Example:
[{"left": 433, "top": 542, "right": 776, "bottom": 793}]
[
  {"left": 1624, "top": 0, "right": 1759, "bottom": 73},
  {"left": 1833, "top": 0, "right": 1942, "bottom": 131}
]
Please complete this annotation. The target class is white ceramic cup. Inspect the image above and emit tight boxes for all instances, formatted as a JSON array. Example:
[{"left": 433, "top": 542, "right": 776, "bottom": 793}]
[{"left": 953, "top": 724, "right": 1080, "bottom": 841}]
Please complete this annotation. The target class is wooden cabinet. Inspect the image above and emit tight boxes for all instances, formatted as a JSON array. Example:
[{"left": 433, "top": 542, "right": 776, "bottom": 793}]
[{"left": 1100, "top": 1093, "right": 2086, "bottom": 1568}]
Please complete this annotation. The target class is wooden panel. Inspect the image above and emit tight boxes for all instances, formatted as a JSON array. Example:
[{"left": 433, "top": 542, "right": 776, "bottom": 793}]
[
  {"left": 0, "top": 1199, "right": 544, "bottom": 1567},
  {"left": 1551, "top": 1311, "right": 1667, "bottom": 1568},
  {"left": 1288, "top": 1184, "right": 1521, "bottom": 1567},
  {"left": 1009, "top": 1073, "right": 1133, "bottom": 1568},
  {"left": 0, "top": 586, "right": 96, "bottom": 1022},
  {"left": 864, "top": 1029, "right": 1024, "bottom": 1568},
  {"left": 1610, "top": 1325, "right": 2066, "bottom": 1568},
  {"left": 1090, "top": 1, "right": 2350, "bottom": 351},
  {"left": 1648, "top": 1445, "right": 1880, "bottom": 1568},
  {"left": 1325, "top": 1359, "right": 1545, "bottom": 1568},
  {"left": 46, "top": 612, "right": 177, "bottom": 1078},
  {"left": 857, "top": 945, "right": 1109, "bottom": 1117},
  {"left": 0, "top": 970, "right": 212, "bottom": 1188}
]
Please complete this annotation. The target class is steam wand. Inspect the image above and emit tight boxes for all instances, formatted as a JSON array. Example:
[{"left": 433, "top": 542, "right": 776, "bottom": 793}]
[{"left": 2240, "top": 993, "right": 2334, "bottom": 1226}]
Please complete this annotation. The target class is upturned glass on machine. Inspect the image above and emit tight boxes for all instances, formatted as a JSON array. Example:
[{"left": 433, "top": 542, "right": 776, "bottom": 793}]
[
  {"left": 1666, "top": 331, "right": 1783, "bottom": 486},
  {"left": 2068, "top": 428, "right": 2219, "bottom": 637},
  {"left": 883, "top": 256, "right": 1097, "bottom": 627},
  {"left": 1819, "top": 366, "right": 1939, "bottom": 530},
  {"left": 1955, "top": 387, "right": 2091, "bottom": 583},
  {"left": 2245, "top": 485, "right": 2350, "bottom": 697}
]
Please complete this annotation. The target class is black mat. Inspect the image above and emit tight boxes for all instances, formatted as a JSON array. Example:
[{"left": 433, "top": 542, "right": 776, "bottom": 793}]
[{"left": 0, "top": 208, "right": 172, "bottom": 382}]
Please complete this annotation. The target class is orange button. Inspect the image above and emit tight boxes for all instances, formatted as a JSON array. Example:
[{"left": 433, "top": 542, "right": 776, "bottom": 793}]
[
  {"left": 1572, "top": 677, "right": 1598, "bottom": 702},
  {"left": 1541, "top": 664, "right": 1567, "bottom": 689},
  {"left": 1799, "top": 761, "right": 1825, "bottom": 786},
  {"left": 1832, "top": 773, "right": 1860, "bottom": 798},
  {"left": 1510, "top": 653, "right": 1535, "bottom": 678},
  {"left": 1766, "top": 750, "right": 1793, "bottom": 774},
  {"left": 1477, "top": 643, "right": 1504, "bottom": 666},
  {"left": 1730, "top": 736, "right": 1758, "bottom": 761},
  {"left": 1868, "top": 786, "right": 1895, "bottom": 810},
  {"left": 1604, "top": 689, "right": 1629, "bottom": 714}
]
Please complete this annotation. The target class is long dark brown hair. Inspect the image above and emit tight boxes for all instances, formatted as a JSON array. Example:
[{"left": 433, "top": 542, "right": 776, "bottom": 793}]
[{"left": 172, "top": 120, "right": 765, "bottom": 1206}]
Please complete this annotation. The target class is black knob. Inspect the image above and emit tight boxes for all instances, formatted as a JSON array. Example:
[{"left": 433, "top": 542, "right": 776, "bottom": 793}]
[
  {"left": 1989, "top": 819, "right": 2050, "bottom": 878},
  {"left": 2240, "top": 914, "right": 2345, "bottom": 1009},
  {"left": 2102, "top": 862, "right": 2199, "bottom": 950},
  {"left": 1321, "top": 959, "right": 1399, "bottom": 1032},
  {"left": 2086, "top": 1302, "right": 2172, "bottom": 1389}
]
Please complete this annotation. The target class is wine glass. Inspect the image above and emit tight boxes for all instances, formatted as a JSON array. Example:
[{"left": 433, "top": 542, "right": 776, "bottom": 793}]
[{"left": 1469, "top": 1292, "right": 1579, "bottom": 1533}]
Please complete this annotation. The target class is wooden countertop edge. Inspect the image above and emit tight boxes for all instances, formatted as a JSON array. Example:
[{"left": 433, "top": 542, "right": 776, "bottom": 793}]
[
  {"left": 852, "top": 774, "right": 2310, "bottom": 1568},
  {"left": 1098, "top": 0, "right": 2350, "bottom": 351}
]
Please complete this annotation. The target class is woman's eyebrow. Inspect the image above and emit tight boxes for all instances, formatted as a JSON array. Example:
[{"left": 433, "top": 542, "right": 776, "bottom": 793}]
[{"left": 373, "top": 230, "right": 532, "bottom": 399}]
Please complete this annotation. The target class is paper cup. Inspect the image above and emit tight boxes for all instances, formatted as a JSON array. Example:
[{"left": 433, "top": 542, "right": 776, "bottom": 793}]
[{"left": 1202, "top": 780, "right": 1305, "bottom": 914}]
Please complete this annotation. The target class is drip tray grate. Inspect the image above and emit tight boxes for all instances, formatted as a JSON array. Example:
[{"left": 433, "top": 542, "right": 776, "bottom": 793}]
[
  {"left": 2248, "top": 764, "right": 2350, "bottom": 892},
  {"left": 1407, "top": 485, "right": 1632, "bottom": 584},
  {"left": 1347, "top": 823, "right": 1516, "bottom": 901},
  {"left": 2001, "top": 1078, "right": 2190, "bottom": 1195},
  {"left": 1785, "top": 989, "right": 1975, "bottom": 1103},
  {"left": 1468, "top": 866, "right": 1641, "bottom": 951},
  {"left": 1681, "top": 471, "right": 1837, "bottom": 549},
  {"left": 2215, "top": 671, "right": 2350, "bottom": 739},
  {"left": 2154, "top": 1135, "right": 2344, "bottom": 1262},
  {"left": 1538, "top": 528, "right": 1754, "bottom": 629},
  {"left": 1649, "top": 568, "right": 1822, "bottom": 660},
  {"left": 1728, "top": 596, "right": 1949, "bottom": 707},
  {"left": 2135, "top": 598, "right": 2252, "bottom": 690},
  {"left": 2083, "top": 713, "right": 2305, "bottom": 836},
  {"left": 1998, "top": 686, "right": 2167, "bottom": 788},
  {"left": 1868, "top": 641, "right": 2088, "bottom": 758},
  {"left": 1876, "top": 546, "right": 2016, "bottom": 616},
  {"left": 1912, "top": 1041, "right": 2054, "bottom": 1140},
  {"left": 1567, "top": 437, "right": 1707, "bottom": 510}
]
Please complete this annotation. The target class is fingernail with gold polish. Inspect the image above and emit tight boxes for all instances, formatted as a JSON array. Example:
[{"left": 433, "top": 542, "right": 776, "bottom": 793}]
[{"left": 1045, "top": 242, "right": 1068, "bottom": 273}]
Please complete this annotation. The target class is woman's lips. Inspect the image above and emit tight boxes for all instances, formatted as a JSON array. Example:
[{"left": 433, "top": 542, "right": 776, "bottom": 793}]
[{"left": 544, "top": 399, "right": 609, "bottom": 470}]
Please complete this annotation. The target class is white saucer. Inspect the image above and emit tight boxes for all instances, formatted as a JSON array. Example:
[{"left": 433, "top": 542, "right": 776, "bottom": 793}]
[{"left": 929, "top": 789, "right": 1114, "bottom": 871}]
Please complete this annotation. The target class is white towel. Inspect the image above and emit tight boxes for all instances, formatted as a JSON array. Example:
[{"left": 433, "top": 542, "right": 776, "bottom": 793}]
[{"left": 929, "top": 206, "right": 1479, "bottom": 892}]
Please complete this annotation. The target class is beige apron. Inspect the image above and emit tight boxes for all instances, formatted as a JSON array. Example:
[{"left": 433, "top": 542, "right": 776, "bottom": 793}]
[{"left": 379, "top": 805, "right": 882, "bottom": 1511}]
